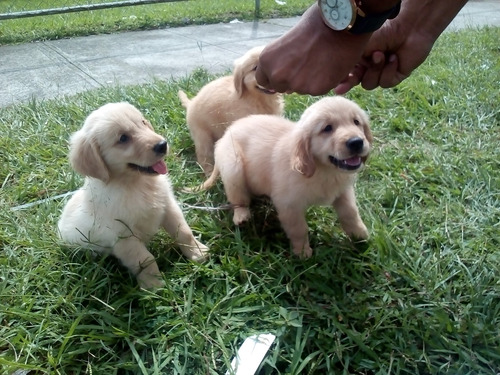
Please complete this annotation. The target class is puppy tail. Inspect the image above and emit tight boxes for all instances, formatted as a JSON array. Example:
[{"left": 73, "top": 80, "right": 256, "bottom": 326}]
[
  {"left": 200, "top": 165, "right": 220, "bottom": 190},
  {"left": 184, "top": 165, "right": 220, "bottom": 193},
  {"left": 178, "top": 90, "right": 191, "bottom": 109}
]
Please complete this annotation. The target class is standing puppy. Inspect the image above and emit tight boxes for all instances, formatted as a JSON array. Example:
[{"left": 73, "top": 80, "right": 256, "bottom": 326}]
[
  {"left": 178, "top": 45, "right": 284, "bottom": 176},
  {"left": 198, "top": 97, "right": 372, "bottom": 258},
  {"left": 58, "top": 102, "right": 209, "bottom": 289}
]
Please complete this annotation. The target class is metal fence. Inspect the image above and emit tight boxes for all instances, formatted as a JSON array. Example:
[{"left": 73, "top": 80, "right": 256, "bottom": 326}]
[
  {"left": 0, "top": 0, "right": 262, "bottom": 20},
  {"left": 0, "top": 0, "right": 185, "bottom": 20}
]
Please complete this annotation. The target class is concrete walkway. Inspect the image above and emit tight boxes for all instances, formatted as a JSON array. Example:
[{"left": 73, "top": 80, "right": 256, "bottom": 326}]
[{"left": 1, "top": 0, "right": 499, "bottom": 108}]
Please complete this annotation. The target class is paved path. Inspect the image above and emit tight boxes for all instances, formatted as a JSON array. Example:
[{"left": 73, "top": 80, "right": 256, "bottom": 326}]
[{"left": 1, "top": 0, "right": 499, "bottom": 108}]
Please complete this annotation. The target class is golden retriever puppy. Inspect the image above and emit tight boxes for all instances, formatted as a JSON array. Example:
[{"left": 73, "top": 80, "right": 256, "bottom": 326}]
[
  {"left": 178, "top": 45, "right": 284, "bottom": 176},
  {"left": 198, "top": 96, "right": 372, "bottom": 258},
  {"left": 58, "top": 102, "right": 209, "bottom": 289}
]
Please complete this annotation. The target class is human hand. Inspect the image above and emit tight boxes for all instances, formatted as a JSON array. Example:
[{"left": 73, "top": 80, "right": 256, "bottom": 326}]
[
  {"left": 334, "top": 0, "right": 460, "bottom": 94},
  {"left": 335, "top": 22, "right": 434, "bottom": 94},
  {"left": 255, "top": 5, "right": 371, "bottom": 96}
]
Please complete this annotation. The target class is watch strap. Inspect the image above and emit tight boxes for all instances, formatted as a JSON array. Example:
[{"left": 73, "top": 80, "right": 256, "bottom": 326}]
[{"left": 349, "top": 1, "right": 401, "bottom": 34}]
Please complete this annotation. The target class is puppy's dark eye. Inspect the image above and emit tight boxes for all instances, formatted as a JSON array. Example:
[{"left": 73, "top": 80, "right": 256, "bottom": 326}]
[
  {"left": 118, "top": 134, "right": 129, "bottom": 143},
  {"left": 353, "top": 119, "right": 360, "bottom": 126},
  {"left": 252, "top": 65, "right": 258, "bottom": 71},
  {"left": 322, "top": 124, "right": 333, "bottom": 133}
]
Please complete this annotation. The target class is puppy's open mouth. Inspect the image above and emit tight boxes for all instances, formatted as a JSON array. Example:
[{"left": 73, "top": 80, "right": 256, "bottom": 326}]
[
  {"left": 128, "top": 160, "right": 168, "bottom": 175},
  {"left": 329, "top": 156, "right": 363, "bottom": 171},
  {"left": 256, "top": 84, "right": 277, "bottom": 95}
]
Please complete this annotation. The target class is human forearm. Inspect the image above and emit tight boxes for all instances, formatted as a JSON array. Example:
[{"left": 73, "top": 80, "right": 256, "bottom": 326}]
[{"left": 396, "top": 0, "right": 469, "bottom": 39}]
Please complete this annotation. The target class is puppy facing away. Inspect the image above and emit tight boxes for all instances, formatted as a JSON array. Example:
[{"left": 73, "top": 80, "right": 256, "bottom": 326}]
[
  {"left": 197, "top": 96, "right": 372, "bottom": 258},
  {"left": 178, "top": 45, "right": 284, "bottom": 176},
  {"left": 58, "top": 102, "right": 209, "bottom": 289}
]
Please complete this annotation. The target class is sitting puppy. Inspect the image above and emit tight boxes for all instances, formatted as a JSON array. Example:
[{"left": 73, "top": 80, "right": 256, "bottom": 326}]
[
  {"left": 178, "top": 45, "right": 284, "bottom": 176},
  {"left": 197, "top": 96, "right": 372, "bottom": 258},
  {"left": 58, "top": 102, "right": 209, "bottom": 288}
]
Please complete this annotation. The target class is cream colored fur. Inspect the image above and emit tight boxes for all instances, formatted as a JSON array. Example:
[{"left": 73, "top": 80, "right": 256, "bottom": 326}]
[
  {"left": 198, "top": 96, "right": 372, "bottom": 257},
  {"left": 58, "top": 102, "right": 208, "bottom": 289},
  {"left": 178, "top": 45, "right": 284, "bottom": 176}
]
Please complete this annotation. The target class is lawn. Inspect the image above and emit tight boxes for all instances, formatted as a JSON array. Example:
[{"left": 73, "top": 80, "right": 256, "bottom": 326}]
[
  {"left": 0, "top": 0, "right": 311, "bottom": 45},
  {"left": 1, "top": 26, "right": 499, "bottom": 374}
]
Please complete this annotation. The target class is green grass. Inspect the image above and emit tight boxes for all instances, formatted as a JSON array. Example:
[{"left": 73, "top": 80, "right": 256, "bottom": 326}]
[
  {"left": 1, "top": 27, "right": 500, "bottom": 374},
  {"left": 0, "top": 0, "right": 311, "bottom": 45}
]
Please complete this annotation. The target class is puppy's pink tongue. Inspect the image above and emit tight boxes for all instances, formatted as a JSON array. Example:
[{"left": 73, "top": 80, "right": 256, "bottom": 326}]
[
  {"left": 152, "top": 160, "right": 168, "bottom": 174},
  {"left": 344, "top": 156, "right": 361, "bottom": 166}
]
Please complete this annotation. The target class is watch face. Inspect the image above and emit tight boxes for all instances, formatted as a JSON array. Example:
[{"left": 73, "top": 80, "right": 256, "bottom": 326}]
[{"left": 319, "top": 0, "right": 355, "bottom": 31}]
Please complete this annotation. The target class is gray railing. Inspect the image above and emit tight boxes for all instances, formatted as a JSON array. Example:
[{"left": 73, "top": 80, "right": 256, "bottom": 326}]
[
  {"left": 0, "top": 0, "right": 262, "bottom": 21},
  {"left": 0, "top": 0, "right": 184, "bottom": 21}
]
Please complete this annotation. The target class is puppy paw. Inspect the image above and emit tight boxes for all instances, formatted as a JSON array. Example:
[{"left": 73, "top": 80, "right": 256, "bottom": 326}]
[
  {"left": 134, "top": 259, "right": 164, "bottom": 289},
  {"left": 182, "top": 240, "right": 210, "bottom": 263},
  {"left": 233, "top": 207, "right": 251, "bottom": 225},
  {"left": 346, "top": 222, "right": 369, "bottom": 240},
  {"left": 137, "top": 271, "right": 165, "bottom": 290},
  {"left": 292, "top": 245, "right": 313, "bottom": 259}
]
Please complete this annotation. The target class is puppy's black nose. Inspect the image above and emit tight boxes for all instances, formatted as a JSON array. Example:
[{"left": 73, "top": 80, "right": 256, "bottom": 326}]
[
  {"left": 153, "top": 140, "right": 168, "bottom": 155},
  {"left": 346, "top": 137, "right": 364, "bottom": 154}
]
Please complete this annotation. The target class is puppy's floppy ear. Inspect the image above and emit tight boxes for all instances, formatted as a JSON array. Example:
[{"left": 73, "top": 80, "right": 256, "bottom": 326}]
[
  {"left": 233, "top": 60, "right": 246, "bottom": 98},
  {"left": 357, "top": 110, "right": 373, "bottom": 163},
  {"left": 291, "top": 132, "right": 316, "bottom": 178},
  {"left": 363, "top": 120, "right": 373, "bottom": 145},
  {"left": 69, "top": 130, "right": 110, "bottom": 183},
  {"left": 233, "top": 46, "right": 264, "bottom": 98}
]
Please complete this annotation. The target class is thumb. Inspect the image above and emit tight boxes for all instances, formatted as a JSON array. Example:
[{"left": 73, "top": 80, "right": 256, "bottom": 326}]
[{"left": 255, "top": 64, "right": 270, "bottom": 88}]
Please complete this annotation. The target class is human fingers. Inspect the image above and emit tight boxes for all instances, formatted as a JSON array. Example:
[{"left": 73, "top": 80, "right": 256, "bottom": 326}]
[
  {"left": 255, "top": 64, "right": 291, "bottom": 93},
  {"left": 334, "top": 66, "right": 365, "bottom": 95},
  {"left": 255, "top": 46, "right": 292, "bottom": 93},
  {"left": 334, "top": 76, "right": 357, "bottom": 95},
  {"left": 260, "top": 64, "right": 339, "bottom": 96},
  {"left": 255, "top": 64, "right": 270, "bottom": 89},
  {"left": 359, "top": 51, "right": 388, "bottom": 90},
  {"left": 378, "top": 54, "right": 408, "bottom": 88}
]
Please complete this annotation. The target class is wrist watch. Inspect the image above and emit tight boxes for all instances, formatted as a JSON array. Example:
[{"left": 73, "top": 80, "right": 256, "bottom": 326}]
[{"left": 318, "top": 0, "right": 401, "bottom": 34}]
